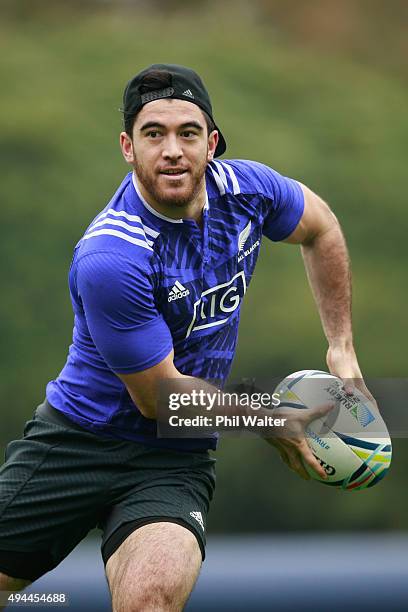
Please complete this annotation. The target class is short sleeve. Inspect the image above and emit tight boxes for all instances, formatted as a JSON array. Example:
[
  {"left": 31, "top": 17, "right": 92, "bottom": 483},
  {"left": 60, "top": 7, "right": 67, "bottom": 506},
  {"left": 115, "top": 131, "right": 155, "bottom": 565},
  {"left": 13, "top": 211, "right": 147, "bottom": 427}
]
[
  {"left": 75, "top": 251, "right": 173, "bottom": 373},
  {"left": 243, "top": 161, "right": 304, "bottom": 242}
]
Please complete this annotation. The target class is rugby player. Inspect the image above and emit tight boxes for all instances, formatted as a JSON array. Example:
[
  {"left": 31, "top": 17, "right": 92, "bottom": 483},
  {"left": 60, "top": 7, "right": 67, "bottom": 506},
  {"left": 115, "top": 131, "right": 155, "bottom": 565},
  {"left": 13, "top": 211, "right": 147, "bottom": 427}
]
[{"left": 0, "top": 64, "right": 370, "bottom": 611}]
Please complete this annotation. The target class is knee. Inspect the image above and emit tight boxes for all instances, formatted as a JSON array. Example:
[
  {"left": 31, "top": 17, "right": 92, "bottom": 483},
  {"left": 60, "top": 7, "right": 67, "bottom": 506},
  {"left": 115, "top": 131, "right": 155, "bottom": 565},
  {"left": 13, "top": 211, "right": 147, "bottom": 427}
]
[
  {"left": 0, "top": 571, "right": 31, "bottom": 592},
  {"left": 111, "top": 578, "right": 175, "bottom": 612},
  {"left": 106, "top": 523, "right": 202, "bottom": 611},
  {"left": 109, "top": 560, "right": 187, "bottom": 612}
]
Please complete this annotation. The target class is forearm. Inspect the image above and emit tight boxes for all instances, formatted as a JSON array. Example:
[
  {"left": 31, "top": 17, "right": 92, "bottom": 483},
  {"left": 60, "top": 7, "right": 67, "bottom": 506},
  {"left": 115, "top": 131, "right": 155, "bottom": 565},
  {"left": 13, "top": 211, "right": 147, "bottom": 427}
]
[
  {"left": 149, "top": 375, "right": 280, "bottom": 430},
  {"left": 121, "top": 364, "right": 282, "bottom": 429},
  {"left": 288, "top": 183, "right": 363, "bottom": 380},
  {"left": 118, "top": 355, "right": 253, "bottom": 422},
  {"left": 301, "top": 223, "right": 353, "bottom": 350}
]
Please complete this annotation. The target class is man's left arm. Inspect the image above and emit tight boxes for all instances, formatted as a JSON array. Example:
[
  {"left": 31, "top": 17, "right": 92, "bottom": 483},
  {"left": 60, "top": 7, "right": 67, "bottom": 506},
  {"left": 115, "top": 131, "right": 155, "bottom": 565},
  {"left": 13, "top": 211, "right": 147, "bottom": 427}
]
[{"left": 285, "top": 182, "right": 373, "bottom": 399}]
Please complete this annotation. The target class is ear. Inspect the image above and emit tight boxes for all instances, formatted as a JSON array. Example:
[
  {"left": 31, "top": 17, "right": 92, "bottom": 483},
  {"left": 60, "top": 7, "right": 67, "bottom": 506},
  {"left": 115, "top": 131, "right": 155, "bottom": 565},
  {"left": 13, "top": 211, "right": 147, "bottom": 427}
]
[
  {"left": 120, "top": 131, "right": 135, "bottom": 164},
  {"left": 207, "top": 130, "right": 219, "bottom": 162}
]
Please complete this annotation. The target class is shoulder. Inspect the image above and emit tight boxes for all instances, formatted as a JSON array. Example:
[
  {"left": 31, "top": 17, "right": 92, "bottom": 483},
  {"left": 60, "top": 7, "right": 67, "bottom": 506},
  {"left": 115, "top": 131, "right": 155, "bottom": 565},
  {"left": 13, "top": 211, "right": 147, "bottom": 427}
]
[
  {"left": 71, "top": 247, "right": 157, "bottom": 307},
  {"left": 75, "top": 174, "right": 160, "bottom": 266},
  {"left": 77, "top": 212, "right": 159, "bottom": 261},
  {"left": 207, "top": 159, "right": 294, "bottom": 199}
]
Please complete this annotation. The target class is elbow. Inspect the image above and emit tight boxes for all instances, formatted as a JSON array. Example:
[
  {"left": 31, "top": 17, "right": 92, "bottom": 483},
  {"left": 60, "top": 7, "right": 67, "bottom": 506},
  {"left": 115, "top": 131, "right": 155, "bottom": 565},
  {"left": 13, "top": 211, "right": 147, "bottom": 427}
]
[
  {"left": 138, "top": 405, "right": 156, "bottom": 420},
  {"left": 127, "top": 391, "right": 157, "bottom": 420},
  {"left": 302, "top": 211, "right": 341, "bottom": 248}
]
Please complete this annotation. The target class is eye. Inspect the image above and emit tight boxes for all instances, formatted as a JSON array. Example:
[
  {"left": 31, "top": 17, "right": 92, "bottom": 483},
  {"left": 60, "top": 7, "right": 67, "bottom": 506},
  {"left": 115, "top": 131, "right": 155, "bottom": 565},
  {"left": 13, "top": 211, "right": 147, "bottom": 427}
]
[
  {"left": 181, "top": 130, "right": 198, "bottom": 139},
  {"left": 146, "top": 130, "right": 161, "bottom": 138}
]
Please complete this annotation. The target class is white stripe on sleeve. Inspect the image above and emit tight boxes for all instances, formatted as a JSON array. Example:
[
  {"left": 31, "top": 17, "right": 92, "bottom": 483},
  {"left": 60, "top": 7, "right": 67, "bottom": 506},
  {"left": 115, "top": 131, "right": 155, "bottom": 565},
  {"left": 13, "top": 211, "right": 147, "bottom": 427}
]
[
  {"left": 82, "top": 229, "right": 153, "bottom": 251},
  {"left": 222, "top": 162, "right": 241, "bottom": 195}
]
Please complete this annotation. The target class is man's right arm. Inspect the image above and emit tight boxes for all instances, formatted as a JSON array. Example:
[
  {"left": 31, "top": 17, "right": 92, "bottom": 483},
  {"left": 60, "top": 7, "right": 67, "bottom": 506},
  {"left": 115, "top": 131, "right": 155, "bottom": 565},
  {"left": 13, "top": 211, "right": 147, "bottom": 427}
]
[
  {"left": 116, "top": 349, "right": 181, "bottom": 419},
  {"left": 117, "top": 352, "right": 333, "bottom": 482},
  {"left": 76, "top": 250, "right": 331, "bottom": 480}
]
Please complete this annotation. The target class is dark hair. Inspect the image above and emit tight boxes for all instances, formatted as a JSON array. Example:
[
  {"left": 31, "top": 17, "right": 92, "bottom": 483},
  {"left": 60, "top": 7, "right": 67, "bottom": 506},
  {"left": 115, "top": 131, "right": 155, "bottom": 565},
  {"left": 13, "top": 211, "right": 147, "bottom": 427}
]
[{"left": 124, "top": 69, "right": 215, "bottom": 137}]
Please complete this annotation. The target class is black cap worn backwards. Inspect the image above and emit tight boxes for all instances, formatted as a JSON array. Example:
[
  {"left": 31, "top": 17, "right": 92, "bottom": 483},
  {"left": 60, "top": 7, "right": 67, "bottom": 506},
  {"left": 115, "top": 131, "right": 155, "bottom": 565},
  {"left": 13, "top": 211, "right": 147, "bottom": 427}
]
[{"left": 122, "top": 63, "right": 227, "bottom": 158}]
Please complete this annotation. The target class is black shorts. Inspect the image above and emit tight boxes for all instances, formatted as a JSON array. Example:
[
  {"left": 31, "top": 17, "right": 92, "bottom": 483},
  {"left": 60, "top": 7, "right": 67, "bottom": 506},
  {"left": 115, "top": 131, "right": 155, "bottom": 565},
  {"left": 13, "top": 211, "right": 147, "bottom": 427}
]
[{"left": 0, "top": 401, "right": 216, "bottom": 582}]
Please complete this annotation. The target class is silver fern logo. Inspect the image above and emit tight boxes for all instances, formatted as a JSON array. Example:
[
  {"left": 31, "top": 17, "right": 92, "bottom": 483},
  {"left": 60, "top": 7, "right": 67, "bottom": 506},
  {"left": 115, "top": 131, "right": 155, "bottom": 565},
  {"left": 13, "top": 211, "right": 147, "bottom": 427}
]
[
  {"left": 238, "top": 221, "right": 252, "bottom": 252},
  {"left": 238, "top": 220, "right": 260, "bottom": 262}
]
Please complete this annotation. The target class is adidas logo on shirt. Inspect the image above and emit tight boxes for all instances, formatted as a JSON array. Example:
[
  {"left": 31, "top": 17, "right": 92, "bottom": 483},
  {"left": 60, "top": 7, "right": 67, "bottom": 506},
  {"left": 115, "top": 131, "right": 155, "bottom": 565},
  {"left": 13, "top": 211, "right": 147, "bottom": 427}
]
[
  {"left": 182, "top": 89, "right": 194, "bottom": 99},
  {"left": 168, "top": 281, "right": 190, "bottom": 302},
  {"left": 190, "top": 511, "right": 204, "bottom": 531}
]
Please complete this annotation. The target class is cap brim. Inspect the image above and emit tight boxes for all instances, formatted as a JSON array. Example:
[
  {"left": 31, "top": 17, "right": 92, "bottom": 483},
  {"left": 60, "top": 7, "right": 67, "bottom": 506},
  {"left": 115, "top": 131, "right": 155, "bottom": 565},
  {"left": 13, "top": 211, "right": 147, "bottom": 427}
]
[{"left": 214, "top": 126, "right": 227, "bottom": 158}]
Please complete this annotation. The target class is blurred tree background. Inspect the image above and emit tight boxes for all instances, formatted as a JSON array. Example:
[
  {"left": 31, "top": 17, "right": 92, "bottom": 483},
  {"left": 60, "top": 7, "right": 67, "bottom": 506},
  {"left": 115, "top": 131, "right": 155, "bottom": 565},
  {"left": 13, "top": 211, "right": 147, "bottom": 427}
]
[{"left": 0, "top": 0, "right": 407, "bottom": 532}]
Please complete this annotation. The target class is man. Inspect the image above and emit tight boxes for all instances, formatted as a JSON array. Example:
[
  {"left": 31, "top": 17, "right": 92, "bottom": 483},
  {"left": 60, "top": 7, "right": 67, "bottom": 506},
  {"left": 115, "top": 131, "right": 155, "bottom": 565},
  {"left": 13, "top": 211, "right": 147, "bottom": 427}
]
[{"left": 0, "top": 64, "right": 368, "bottom": 611}]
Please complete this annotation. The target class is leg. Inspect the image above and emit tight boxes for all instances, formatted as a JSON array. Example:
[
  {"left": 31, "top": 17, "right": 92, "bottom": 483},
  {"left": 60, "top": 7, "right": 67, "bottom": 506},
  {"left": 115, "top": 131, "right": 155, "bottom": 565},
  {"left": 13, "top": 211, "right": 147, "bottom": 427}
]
[
  {"left": 0, "top": 573, "right": 31, "bottom": 612},
  {"left": 0, "top": 405, "right": 114, "bottom": 595},
  {"left": 106, "top": 522, "right": 202, "bottom": 612}
]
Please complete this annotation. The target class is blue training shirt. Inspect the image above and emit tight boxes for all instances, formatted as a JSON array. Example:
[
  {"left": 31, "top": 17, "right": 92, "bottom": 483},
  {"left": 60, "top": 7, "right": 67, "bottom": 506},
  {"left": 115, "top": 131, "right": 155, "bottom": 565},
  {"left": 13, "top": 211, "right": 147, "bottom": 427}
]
[{"left": 46, "top": 159, "right": 304, "bottom": 450}]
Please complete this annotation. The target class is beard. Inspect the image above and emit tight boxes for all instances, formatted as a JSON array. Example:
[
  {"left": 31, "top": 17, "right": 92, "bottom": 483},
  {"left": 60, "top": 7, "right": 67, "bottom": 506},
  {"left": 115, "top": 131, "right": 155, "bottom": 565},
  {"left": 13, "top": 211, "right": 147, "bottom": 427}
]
[{"left": 134, "top": 153, "right": 208, "bottom": 209}]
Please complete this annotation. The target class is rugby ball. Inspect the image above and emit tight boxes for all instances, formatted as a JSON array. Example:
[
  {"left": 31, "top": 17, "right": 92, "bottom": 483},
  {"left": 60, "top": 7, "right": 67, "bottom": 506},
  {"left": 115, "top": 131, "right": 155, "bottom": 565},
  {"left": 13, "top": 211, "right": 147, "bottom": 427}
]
[{"left": 274, "top": 370, "right": 392, "bottom": 490}]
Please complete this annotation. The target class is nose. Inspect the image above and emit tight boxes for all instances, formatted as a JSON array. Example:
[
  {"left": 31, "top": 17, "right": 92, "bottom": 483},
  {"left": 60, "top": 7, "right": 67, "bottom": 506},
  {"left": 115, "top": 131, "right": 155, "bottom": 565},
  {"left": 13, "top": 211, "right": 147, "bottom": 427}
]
[{"left": 162, "top": 134, "right": 183, "bottom": 161}]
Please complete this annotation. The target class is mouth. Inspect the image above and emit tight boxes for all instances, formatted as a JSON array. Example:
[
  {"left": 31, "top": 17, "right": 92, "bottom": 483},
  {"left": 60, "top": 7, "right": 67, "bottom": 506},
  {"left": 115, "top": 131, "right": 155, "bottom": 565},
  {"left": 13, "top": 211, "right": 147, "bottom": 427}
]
[{"left": 159, "top": 169, "right": 188, "bottom": 179}]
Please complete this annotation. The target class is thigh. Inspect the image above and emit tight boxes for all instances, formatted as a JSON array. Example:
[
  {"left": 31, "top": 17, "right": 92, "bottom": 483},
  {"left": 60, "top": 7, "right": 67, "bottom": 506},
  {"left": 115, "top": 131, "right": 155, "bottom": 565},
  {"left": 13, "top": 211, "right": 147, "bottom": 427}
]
[
  {"left": 0, "top": 410, "right": 108, "bottom": 580},
  {"left": 106, "top": 521, "right": 201, "bottom": 612},
  {"left": 101, "top": 447, "right": 216, "bottom": 568}
]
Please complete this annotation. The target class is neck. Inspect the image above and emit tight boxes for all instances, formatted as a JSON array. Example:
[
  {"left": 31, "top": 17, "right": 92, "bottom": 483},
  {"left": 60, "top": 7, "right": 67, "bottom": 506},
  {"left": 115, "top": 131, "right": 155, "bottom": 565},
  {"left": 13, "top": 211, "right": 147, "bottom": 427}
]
[{"left": 133, "top": 171, "right": 206, "bottom": 225}]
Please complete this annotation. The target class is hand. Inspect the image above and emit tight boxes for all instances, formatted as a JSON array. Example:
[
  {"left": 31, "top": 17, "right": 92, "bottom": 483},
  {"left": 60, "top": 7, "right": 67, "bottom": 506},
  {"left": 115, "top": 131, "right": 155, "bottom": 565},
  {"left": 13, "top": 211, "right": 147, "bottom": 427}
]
[
  {"left": 264, "top": 402, "right": 335, "bottom": 480},
  {"left": 326, "top": 344, "right": 378, "bottom": 409}
]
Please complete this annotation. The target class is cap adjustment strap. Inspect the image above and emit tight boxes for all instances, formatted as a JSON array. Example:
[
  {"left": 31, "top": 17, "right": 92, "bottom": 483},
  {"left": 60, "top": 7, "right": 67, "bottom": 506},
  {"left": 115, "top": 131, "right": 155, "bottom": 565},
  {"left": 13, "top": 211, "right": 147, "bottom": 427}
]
[{"left": 141, "top": 87, "right": 175, "bottom": 105}]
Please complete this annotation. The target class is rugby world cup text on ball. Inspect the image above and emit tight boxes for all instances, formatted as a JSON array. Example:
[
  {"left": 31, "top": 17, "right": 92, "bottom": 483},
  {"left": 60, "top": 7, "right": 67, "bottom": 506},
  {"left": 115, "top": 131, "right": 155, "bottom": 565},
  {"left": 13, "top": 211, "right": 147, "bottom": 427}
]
[{"left": 325, "top": 384, "right": 360, "bottom": 410}]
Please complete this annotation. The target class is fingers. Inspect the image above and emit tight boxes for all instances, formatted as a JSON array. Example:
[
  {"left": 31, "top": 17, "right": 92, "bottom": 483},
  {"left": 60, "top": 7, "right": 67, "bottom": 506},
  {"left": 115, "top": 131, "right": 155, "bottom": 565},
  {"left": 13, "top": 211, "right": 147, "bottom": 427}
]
[
  {"left": 341, "top": 378, "right": 378, "bottom": 412},
  {"left": 297, "top": 440, "right": 328, "bottom": 480},
  {"left": 284, "top": 447, "right": 311, "bottom": 480},
  {"left": 282, "top": 441, "right": 327, "bottom": 481},
  {"left": 351, "top": 380, "right": 377, "bottom": 407},
  {"left": 343, "top": 378, "right": 354, "bottom": 395},
  {"left": 271, "top": 440, "right": 310, "bottom": 480}
]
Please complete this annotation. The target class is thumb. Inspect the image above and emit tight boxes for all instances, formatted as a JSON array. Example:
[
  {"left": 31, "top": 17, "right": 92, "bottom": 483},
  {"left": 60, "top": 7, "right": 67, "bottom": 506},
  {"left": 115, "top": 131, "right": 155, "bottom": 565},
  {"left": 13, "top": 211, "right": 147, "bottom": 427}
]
[{"left": 302, "top": 402, "right": 335, "bottom": 425}]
